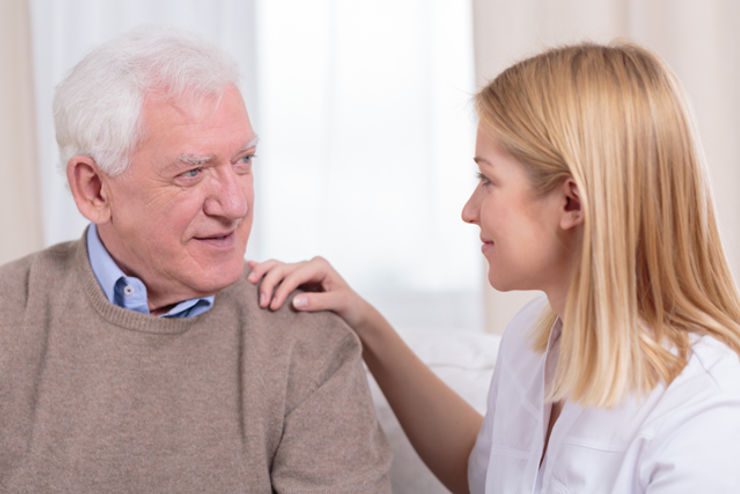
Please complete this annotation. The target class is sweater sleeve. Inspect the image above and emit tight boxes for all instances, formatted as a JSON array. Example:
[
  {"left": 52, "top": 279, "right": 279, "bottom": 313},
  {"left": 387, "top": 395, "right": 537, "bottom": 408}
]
[{"left": 270, "top": 329, "right": 392, "bottom": 493}]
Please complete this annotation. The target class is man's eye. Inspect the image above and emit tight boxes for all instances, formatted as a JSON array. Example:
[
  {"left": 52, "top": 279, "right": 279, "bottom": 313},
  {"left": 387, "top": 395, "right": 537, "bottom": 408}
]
[
  {"left": 238, "top": 154, "right": 256, "bottom": 165},
  {"left": 180, "top": 168, "right": 203, "bottom": 179},
  {"left": 235, "top": 154, "right": 256, "bottom": 172}
]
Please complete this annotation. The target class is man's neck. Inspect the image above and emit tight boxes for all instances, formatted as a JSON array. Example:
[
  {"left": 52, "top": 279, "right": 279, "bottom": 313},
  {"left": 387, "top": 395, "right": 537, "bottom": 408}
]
[{"left": 87, "top": 224, "right": 214, "bottom": 317}]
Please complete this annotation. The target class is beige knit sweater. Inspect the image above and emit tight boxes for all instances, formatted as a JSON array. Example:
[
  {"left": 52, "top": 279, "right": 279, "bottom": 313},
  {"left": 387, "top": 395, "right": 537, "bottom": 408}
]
[{"left": 0, "top": 237, "right": 391, "bottom": 493}]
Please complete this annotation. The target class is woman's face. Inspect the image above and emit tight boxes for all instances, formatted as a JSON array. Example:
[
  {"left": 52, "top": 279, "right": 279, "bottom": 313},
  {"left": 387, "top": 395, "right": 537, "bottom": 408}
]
[{"left": 462, "top": 127, "right": 578, "bottom": 296}]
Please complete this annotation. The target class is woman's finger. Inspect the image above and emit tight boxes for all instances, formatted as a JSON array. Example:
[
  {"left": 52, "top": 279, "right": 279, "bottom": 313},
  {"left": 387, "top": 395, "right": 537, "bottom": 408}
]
[
  {"left": 258, "top": 262, "right": 304, "bottom": 307},
  {"left": 247, "top": 259, "right": 280, "bottom": 284},
  {"left": 269, "top": 261, "right": 332, "bottom": 310},
  {"left": 291, "top": 290, "right": 347, "bottom": 314}
]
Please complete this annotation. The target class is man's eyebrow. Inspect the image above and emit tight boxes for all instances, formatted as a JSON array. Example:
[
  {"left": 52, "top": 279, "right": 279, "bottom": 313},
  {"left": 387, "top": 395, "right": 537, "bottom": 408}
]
[
  {"left": 178, "top": 153, "right": 216, "bottom": 166},
  {"left": 174, "top": 136, "right": 260, "bottom": 167},
  {"left": 231, "top": 135, "right": 260, "bottom": 159}
]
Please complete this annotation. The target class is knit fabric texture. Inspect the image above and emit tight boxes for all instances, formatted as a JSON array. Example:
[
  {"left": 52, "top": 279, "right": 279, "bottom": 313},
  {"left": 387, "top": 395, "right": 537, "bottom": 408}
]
[{"left": 0, "top": 237, "right": 391, "bottom": 493}]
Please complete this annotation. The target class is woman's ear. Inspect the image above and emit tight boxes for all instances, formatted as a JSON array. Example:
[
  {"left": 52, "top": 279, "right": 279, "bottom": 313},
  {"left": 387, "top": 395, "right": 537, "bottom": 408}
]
[
  {"left": 66, "top": 156, "right": 112, "bottom": 223},
  {"left": 560, "top": 178, "right": 584, "bottom": 230}
]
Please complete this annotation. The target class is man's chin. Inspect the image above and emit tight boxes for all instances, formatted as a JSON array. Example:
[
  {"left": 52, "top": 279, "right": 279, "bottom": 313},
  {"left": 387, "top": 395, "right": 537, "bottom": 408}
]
[{"left": 195, "top": 261, "right": 246, "bottom": 294}]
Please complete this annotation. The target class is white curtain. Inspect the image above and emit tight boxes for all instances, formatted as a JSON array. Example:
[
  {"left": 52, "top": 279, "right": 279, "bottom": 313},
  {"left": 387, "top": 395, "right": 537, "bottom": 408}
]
[
  {"left": 473, "top": 0, "right": 740, "bottom": 333},
  {"left": 0, "top": 0, "right": 42, "bottom": 265}
]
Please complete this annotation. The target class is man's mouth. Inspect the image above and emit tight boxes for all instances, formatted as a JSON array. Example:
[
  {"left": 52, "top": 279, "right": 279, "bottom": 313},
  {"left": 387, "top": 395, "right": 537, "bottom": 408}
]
[{"left": 194, "top": 231, "right": 236, "bottom": 249}]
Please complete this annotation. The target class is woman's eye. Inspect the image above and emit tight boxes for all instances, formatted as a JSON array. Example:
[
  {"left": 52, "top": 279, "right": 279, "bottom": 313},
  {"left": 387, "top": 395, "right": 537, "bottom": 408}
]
[{"left": 477, "top": 171, "right": 492, "bottom": 187}]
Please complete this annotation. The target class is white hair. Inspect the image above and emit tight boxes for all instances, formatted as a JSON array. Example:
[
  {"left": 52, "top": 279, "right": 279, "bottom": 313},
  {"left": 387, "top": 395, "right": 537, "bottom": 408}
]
[{"left": 53, "top": 26, "right": 240, "bottom": 175}]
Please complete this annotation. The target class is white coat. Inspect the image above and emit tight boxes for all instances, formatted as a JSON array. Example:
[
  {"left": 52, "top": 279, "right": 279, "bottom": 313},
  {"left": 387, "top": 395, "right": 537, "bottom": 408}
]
[{"left": 468, "top": 296, "right": 740, "bottom": 493}]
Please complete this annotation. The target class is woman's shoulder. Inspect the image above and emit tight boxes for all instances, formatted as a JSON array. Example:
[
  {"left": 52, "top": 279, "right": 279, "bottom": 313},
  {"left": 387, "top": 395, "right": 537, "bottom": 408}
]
[
  {"left": 638, "top": 334, "right": 739, "bottom": 447},
  {"left": 635, "top": 335, "right": 740, "bottom": 490},
  {"left": 649, "top": 334, "right": 740, "bottom": 419},
  {"left": 685, "top": 334, "right": 740, "bottom": 393}
]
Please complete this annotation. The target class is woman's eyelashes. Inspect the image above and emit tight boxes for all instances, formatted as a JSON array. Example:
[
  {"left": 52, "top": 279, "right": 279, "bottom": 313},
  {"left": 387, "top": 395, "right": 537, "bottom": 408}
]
[{"left": 477, "top": 171, "right": 493, "bottom": 187}]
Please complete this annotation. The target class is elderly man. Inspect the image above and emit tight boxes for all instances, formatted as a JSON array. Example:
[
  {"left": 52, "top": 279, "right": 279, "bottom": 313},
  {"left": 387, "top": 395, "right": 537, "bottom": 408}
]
[{"left": 0, "top": 28, "right": 390, "bottom": 492}]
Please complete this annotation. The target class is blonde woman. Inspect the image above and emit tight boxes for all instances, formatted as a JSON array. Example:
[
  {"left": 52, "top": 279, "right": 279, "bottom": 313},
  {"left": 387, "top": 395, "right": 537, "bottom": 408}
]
[{"left": 248, "top": 43, "right": 740, "bottom": 493}]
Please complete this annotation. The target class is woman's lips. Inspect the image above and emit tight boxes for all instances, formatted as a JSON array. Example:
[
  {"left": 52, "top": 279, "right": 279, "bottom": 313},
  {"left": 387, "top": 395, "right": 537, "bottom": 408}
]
[{"left": 481, "top": 240, "right": 494, "bottom": 254}]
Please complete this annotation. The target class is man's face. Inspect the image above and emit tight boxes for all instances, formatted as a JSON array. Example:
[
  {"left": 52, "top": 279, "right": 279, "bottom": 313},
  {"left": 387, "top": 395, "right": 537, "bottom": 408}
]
[{"left": 96, "top": 84, "right": 257, "bottom": 311}]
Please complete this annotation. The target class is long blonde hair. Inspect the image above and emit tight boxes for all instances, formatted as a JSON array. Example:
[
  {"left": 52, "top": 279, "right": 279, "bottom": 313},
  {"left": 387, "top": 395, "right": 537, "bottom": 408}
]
[{"left": 476, "top": 43, "right": 740, "bottom": 407}]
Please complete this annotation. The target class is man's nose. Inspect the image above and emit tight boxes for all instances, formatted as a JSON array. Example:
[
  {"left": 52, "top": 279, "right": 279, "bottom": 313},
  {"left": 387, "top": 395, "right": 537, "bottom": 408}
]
[{"left": 203, "top": 168, "right": 250, "bottom": 220}]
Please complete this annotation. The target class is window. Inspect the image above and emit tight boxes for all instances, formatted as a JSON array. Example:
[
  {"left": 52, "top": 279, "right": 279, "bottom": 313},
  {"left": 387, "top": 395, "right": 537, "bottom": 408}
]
[{"left": 253, "top": 0, "right": 481, "bottom": 331}]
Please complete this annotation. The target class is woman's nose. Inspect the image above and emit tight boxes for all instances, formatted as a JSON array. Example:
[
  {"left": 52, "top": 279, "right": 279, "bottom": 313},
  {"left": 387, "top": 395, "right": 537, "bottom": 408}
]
[{"left": 461, "top": 188, "right": 479, "bottom": 224}]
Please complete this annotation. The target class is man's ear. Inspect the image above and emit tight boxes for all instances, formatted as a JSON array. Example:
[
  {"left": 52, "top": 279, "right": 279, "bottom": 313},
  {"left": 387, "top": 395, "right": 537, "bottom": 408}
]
[
  {"left": 560, "top": 178, "right": 584, "bottom": 230},
  {"left": 66, "top": 155, "right": 112, "bottom": 223}
]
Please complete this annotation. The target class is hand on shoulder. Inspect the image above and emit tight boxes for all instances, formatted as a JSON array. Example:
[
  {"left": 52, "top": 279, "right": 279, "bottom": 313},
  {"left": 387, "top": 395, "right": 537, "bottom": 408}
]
[{"left": 246, "top": 256, "right": 373, "bottom": 331}]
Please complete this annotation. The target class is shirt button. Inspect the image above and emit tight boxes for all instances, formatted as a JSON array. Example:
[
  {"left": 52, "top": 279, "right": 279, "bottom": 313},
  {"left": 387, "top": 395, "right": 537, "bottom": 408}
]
[{"left": 123, "top": 285, "right": 135, "bottom": 296}]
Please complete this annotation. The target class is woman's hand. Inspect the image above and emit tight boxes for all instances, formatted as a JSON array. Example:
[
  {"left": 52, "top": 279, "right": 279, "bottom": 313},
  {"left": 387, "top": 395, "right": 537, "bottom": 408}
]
[{"left": 246, "top": 256, "right": 371, "bottom": 330}]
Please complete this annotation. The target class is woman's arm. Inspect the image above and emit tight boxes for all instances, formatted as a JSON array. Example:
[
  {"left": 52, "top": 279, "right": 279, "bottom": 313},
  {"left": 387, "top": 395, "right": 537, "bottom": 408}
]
[{"left": 248, "top": 257, "right": 483, "bottom": 494}]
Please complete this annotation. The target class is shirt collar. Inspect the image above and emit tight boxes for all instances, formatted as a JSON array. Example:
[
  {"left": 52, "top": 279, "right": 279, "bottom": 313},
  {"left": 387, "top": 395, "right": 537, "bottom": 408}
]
[{"left": 85, "top": 224, "right": 214, "bottom": 318}]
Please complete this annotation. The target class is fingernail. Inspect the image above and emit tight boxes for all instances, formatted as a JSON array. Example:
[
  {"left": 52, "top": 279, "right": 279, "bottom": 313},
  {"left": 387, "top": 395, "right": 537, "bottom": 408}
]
[
  {"left": 293, "top": 295, "right": 307, "bottom": 308},
  {"left": 260, "top": 293, "right": 268, "bottom": 307}
]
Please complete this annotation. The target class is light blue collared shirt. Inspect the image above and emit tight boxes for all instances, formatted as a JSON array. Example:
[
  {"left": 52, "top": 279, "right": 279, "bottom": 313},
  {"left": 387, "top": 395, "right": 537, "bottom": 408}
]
[{"left": 86, "top": 224, "right": 214, "bottom": 318}]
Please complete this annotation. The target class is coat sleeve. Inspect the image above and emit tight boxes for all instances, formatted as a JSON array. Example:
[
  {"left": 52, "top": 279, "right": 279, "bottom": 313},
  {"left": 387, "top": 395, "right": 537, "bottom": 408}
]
[{"left": 270, "top": 329, "right": 392, "bottom": 493}]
